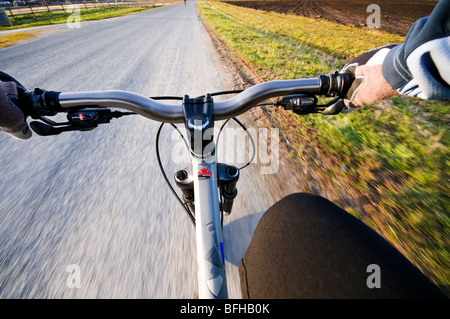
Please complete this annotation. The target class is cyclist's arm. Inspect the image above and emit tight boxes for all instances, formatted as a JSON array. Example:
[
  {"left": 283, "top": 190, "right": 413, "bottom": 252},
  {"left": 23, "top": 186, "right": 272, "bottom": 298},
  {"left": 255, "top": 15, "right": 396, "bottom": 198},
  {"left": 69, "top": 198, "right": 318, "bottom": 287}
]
[{"left": 382, "top": 0, "right": 450, "bottom": 100}]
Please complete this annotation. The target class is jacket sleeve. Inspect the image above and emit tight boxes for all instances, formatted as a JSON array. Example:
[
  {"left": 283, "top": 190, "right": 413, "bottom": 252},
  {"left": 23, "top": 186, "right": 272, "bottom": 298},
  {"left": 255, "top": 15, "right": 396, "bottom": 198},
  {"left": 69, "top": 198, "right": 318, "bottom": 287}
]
[{"left": 382, "top": 0, "right": 450, "bottom": 99}]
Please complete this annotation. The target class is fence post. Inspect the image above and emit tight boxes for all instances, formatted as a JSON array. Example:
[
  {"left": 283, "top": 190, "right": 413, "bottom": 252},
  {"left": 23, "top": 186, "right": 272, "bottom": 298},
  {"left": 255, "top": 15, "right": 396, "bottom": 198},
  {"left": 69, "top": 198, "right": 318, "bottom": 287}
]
[
  {"left": 41, "top": 0, "right": 53, "bottom": 18},
  {"left": 61, "top": 4, "right": 67, "bottom": 16},
  {"left": 29, "top": 5, "right": 37, "bottom": 21},
  {"left": 82, "top": 0, "right": 89, "bottom": 11},
  {"left": 6, "top": 8, "right": 16, "bottom": 25}
]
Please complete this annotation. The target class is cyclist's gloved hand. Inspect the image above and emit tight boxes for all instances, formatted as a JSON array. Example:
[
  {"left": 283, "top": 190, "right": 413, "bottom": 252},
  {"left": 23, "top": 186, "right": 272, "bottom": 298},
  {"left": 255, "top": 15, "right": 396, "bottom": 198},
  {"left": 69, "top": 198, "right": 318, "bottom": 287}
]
[
  {"left": 0, "top": 72, "right": 31, "bottom": 139},
  {"left": 322, "top": 44, "right": 399, "bottom": 115}
]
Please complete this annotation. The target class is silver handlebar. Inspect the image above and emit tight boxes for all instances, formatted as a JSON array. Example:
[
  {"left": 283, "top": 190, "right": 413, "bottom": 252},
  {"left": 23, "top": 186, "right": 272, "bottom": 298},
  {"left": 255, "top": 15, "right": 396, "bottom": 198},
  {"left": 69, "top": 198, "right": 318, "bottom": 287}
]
[
  {"left": 59, "top": 90, "right": 184, "bottom": 123},
  {"left": 58, "top": 78, "right": 322, "bottom": 123}
]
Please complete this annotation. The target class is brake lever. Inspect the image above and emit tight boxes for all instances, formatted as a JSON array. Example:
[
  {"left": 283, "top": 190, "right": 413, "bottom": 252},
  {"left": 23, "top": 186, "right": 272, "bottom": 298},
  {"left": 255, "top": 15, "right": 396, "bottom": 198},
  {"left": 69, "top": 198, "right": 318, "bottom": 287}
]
[{"left": 30, "top": 121, "right": 95, "bottom": 136}]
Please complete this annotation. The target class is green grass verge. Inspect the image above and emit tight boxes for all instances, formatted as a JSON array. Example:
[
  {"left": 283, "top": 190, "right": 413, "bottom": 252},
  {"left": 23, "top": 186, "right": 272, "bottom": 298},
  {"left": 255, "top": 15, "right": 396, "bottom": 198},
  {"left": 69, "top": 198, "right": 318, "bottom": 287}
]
[
  {"left": 199, "top": 0, "right": 449, "bottom": 295},
  {"left": 0, "top": 6, "right": 158, "bottom": 48},
  {"left": 1, "top": 6, "right": 154, "bottom": 31}
]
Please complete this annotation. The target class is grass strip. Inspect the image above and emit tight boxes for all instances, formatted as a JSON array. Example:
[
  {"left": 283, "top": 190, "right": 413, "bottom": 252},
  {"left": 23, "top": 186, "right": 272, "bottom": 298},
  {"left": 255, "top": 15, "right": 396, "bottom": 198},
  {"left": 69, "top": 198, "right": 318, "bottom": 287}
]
[
  {"left": 1, "top": 6, "right": 153, "bottom": 31},
  {"left": 0, "top": 6, "right": 156, "bottom": 48}
]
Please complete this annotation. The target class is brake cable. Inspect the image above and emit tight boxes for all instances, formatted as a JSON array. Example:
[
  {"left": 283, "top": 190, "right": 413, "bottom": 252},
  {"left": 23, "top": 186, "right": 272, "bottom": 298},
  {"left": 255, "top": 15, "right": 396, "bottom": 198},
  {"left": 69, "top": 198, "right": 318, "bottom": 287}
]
[
  {"left": 155, "top": 122, "right": 196, "bottom": 226},
  {"left": 154, "top": 90, "right": 255, "bottom": 227}
]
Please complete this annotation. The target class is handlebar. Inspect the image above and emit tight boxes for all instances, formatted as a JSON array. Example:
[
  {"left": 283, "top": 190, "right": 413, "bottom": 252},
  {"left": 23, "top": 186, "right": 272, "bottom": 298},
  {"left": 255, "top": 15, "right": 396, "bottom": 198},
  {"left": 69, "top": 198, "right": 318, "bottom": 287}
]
[
  {"left": 57, "top": 78, "right": 322, "bottom": 123},
  {"left": 21, "top": 72, "right": 353, "bottom": 124}
]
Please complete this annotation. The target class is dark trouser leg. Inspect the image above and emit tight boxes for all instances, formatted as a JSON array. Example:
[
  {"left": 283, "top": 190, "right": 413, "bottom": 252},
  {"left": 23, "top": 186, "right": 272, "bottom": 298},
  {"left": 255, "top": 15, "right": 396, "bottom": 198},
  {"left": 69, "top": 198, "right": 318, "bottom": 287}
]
[{"left": 239, "top": 193, "right": 445, "bottom": 298}]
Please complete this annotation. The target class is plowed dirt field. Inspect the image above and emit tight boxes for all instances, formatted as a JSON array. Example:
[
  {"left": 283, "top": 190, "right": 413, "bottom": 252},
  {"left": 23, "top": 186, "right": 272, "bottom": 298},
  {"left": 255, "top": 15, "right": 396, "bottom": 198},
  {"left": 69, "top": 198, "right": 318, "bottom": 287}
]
[{"left": 225, "top": 1, "right": 439, "bottom": 35}]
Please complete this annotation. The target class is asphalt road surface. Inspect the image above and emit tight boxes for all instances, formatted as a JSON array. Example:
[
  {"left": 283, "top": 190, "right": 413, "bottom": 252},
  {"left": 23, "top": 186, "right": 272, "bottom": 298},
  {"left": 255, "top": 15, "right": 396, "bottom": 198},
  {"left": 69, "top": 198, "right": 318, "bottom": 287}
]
[{"left": 0, "top": 2, "right": 290, "bottom": 298}]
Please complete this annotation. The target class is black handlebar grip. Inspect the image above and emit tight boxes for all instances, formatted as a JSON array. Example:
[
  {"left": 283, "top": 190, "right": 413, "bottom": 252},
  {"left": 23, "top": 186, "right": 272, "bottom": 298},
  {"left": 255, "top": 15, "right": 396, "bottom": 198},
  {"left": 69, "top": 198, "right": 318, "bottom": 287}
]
[
  {"left": 21, "top": 88, "right": 62, "bottom": 118},
  {"left": 319, "top": 73, "right": 354, "bottom": 97},
  {"left": 0, "top": 72, "right": 61, "bottom": 118}
]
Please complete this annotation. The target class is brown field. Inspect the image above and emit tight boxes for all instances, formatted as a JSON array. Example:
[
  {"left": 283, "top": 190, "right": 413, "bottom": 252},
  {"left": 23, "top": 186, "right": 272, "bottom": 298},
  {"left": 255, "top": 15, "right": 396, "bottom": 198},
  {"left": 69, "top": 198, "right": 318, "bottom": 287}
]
[{"left": 224, "top": 0, "right": 439, "bottom": 35}]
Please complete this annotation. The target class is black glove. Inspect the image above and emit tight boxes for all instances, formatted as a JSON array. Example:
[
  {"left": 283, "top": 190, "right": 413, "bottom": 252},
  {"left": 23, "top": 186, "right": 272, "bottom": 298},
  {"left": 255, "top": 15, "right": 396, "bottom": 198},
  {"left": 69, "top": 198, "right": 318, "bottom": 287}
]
[
  {"left": 321, "top": 44, "right": 399, "bottom": 115},
  {"left": 0, "top": 72, "right": 31, "bottom": 139}
]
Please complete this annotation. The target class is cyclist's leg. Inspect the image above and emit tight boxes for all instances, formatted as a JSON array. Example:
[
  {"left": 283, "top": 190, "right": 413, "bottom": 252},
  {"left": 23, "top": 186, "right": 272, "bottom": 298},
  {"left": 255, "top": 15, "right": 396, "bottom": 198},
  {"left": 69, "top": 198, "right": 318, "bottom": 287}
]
[{"left": 239, "top": 193, "right": 446, "bottom": 298}]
